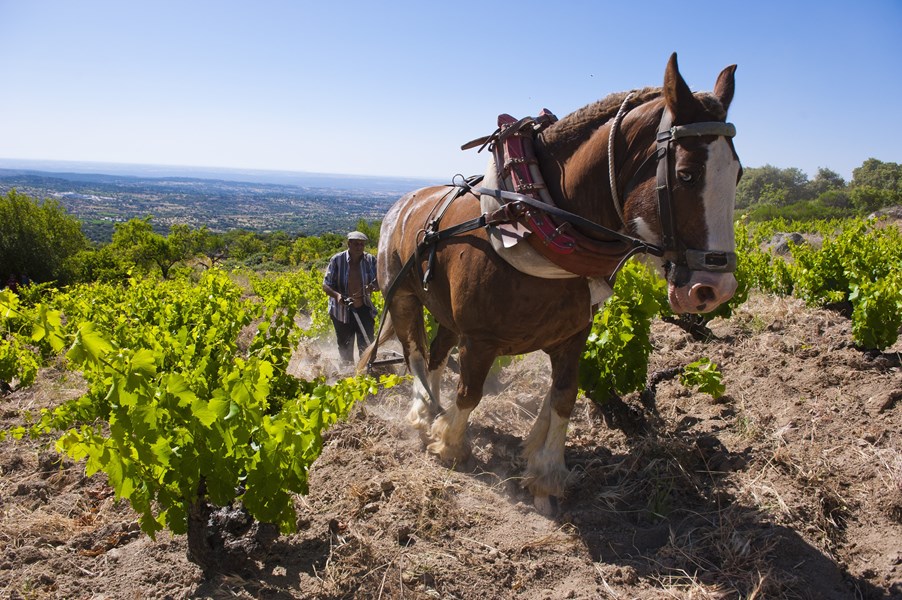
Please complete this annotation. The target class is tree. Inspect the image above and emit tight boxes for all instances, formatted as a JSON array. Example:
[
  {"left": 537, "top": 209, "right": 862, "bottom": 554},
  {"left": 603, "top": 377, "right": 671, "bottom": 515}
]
[
  {"left": 290, "top": 233, "right": 344, "bottom": 267},
  {"left": 735, "top": 165, "right": 809, "bottom": 208},
  {"left": 264, "top": 231, "right": 293, "bottom": 266},
  {"left": 353, "top": 219, "right": 381, "bottom": 246},
  {"left": 153, "top": 224, "right": 197, "bottom": 279},
  {"left": 807, "top": 168, "right": 846, "bottom": 197},
  {"left": 0, "top": 190, "right": 88, "bottom": 284},
  {"left": 852, "top": 158, "right": 901, "bottom": 193},
  {"left": 229, "top": 232, "right": 266, "bottom": 261},
  {"left": 109, "top": 218, "right": 197, "bottom": 279},
  {"left": 65, "top": 245, "right": 131, "bottom": 283},
  {"left": 110, "top": 217, "right": 157, "bottom": 274},
  {"left": 850, "top": 186, "right": 896, "bottom": 214},
  {"left": 758, "top": 183, "right": 789, "bottom": 207},
  {"left": 194, "top": 227, "right": 228, "bottom": 269},
  {"left": 818, "top": 189, "right": 852, "bottom": 210}
]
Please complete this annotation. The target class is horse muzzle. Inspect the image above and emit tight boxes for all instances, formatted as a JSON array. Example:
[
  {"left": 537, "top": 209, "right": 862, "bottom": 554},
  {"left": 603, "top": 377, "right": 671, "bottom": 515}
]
[{"left": 667, "top": 269, "right": 738, "bottom": 314}]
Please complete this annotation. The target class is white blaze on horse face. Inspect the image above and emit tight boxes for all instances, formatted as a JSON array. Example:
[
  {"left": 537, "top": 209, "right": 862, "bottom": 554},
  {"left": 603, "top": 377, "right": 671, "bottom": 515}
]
[{"left": 701, "top": 137, "right": 739, "bottom": 254}]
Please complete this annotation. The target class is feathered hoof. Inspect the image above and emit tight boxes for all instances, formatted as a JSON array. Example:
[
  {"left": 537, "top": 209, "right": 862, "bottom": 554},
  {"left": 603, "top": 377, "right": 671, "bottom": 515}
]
[
  {"left": 522, "top": 465, "right": 570, "bottom": 513},
  {"left": 532, "top": 494, "right": 560, "bottom": 516},
  {"left": 406, "top": 404, "right": 433, "bottom": 433},
  {"left": 426, "top": 438, "right": 472, "bottom": 467}
]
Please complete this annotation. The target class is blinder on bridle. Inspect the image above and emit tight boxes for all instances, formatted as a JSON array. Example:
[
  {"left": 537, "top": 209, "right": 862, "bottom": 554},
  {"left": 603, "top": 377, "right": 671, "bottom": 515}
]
[{"left": 654, "top": 110, "right": 738, "bottom": 286}]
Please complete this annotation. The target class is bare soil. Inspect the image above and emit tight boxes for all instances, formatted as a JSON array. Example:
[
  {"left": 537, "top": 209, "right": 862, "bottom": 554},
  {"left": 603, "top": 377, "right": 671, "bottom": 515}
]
[{"left": 2, "top": 291, "right": 901, "bottom": 599}]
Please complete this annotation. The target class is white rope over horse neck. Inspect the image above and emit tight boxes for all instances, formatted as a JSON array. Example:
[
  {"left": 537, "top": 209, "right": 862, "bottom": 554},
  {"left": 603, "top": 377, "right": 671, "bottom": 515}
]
[{"left": 608, "top": 91, "right": 635, "bottom": 230}]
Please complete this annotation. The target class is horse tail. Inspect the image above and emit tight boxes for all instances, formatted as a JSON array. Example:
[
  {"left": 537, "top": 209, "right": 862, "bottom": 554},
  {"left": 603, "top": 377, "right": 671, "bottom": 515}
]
[{"left": 356, "top": 311, "right": 397, "bottom": 374}]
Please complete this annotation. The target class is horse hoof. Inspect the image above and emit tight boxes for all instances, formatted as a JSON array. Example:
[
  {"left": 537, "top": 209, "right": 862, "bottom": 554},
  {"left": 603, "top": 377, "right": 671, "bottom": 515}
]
[
  {"left": 533, "top": 494, "right": 559, "bottom": 516},
  {"left": 406, "top": 406, "right": 433, "bottom": 432},
  {"left": 426, "top": 439, "right": 472, "bottom": 467}
]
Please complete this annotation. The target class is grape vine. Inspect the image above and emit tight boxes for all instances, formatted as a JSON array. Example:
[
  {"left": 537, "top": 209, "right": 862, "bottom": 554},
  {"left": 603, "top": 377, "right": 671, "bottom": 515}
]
[
  {"left": 2, "top": 271, "right": 401, "bottom": 536},
  {"left": 2, "top": 212, "right": 898, "bottom": 545}
]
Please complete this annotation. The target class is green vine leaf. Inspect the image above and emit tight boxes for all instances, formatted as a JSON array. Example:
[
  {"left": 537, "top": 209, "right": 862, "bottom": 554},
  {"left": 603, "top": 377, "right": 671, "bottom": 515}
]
[{"left": 680, "top": 358, "right": 725, "bottom": 399}]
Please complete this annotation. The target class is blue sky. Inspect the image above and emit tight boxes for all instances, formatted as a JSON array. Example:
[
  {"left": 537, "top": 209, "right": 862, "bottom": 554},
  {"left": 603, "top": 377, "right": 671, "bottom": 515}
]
[{"left": 0, "top": 1, "right": 899, "bottom": 182}]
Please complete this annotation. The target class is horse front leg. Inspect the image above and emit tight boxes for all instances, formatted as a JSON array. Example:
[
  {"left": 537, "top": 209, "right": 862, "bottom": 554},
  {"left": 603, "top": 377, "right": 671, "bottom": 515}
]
[
  {"left": 427, "top": 339, "right": 495, "bottom": 466},
  {"left": 407, "top": 323, "right": 458, "bottom": 431},
  {"left": 389, "top": 293, "right": 437, "bottom": 433},
  {"left": 522, "top": 331, "right": 588, "bottom": 515}
]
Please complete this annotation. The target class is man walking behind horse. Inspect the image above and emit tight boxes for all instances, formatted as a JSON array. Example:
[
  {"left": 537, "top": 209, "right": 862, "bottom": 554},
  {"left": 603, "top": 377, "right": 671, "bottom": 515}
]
[{"left": 322, "top": 231, "right": 379, "bottom": 363}]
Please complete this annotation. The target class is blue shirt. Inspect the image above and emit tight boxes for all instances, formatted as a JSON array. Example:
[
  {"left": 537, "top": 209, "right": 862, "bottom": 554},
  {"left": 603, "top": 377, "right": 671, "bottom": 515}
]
[{"left": 323, "top": 250, "right": 378, "bottom": 323}]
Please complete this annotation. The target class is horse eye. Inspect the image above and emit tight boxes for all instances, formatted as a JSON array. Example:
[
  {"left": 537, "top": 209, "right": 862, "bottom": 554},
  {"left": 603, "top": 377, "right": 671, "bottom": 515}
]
[{"left": 677, "top": 170, "right": 696, "bottom": 184}]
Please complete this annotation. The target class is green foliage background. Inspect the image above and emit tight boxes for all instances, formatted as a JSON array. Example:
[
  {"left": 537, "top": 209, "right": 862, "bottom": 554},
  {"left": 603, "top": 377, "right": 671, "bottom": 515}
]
[{"left": 1, "top": 155, "right": 900, "bottom": 542}]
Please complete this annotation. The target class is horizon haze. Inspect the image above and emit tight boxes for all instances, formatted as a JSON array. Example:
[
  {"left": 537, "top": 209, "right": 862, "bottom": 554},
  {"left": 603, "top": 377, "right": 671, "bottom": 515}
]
[{"left": 0, "top": 2, "right": 899, "bottom": 182}]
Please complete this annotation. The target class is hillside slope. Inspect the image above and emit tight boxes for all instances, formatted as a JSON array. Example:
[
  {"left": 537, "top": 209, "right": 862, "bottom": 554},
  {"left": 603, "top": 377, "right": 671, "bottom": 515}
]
[{"left": 1, "top": 292, "right": 900, "bottom": 599}]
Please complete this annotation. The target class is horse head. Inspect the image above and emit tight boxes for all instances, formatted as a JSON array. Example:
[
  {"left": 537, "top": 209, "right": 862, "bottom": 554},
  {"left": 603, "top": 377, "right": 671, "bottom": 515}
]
[{"left": 621, "top": 53, "right": 741, "bottom": 314}]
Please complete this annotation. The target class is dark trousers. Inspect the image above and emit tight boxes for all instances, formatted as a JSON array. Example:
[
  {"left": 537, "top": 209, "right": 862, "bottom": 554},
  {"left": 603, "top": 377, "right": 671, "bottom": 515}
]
[{"left": 332, "top": 307, "right": 375, "bottom": 363}]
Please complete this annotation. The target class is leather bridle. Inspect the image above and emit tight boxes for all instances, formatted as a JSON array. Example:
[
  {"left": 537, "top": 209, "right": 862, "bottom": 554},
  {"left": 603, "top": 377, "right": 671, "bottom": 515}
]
[
  {"left": 611, "top": 98, "right": 740, "bottom": 282},
  {"left": 652, "top": 109, "right": 738, "bottom": 285}
]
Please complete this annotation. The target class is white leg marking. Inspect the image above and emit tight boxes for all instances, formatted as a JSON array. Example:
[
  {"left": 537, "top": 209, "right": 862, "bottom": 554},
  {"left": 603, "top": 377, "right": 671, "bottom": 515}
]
[
  {"left": 523, "top": 391, "right": 552, "bottom": 461},
  {"left": 523, "top": 409, "right": 571, "bottom": 510},
  {"left": 406, "top": 342, "right": 435, "bottom": 431},
  {"left": 428, "top": 404, "right": 473, "bottom": 464},
  {"left": 409, "top": 360, "right": 447, "bottom": 431},
  {"left": 427, "top": 359, "right": 446, "bottom": 407}
]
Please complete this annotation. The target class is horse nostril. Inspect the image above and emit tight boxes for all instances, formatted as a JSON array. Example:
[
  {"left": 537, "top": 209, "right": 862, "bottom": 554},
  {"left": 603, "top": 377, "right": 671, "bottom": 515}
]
[{"left": 694, "top": 286, "right": 716, "bottom": 305}]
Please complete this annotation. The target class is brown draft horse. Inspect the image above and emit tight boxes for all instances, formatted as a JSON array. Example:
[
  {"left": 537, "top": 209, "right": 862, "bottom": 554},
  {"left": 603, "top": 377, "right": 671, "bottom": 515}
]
[{"left": 361, "top": 54, "right": 741, "bottom": 514}]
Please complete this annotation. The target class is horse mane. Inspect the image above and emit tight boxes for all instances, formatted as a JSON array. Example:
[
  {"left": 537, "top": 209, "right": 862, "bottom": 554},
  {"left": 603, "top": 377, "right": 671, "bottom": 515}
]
[
  {"left": 540, "top": 86, "right": 728, "bottom": 151},
  {"left": 540, "top": 87, "right": 661, "bottom": 148}
]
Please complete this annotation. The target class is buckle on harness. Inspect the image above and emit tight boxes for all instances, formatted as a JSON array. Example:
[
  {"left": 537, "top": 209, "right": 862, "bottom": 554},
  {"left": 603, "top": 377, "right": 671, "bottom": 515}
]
[
  {"left": 527, "top": 211, "right": 576, "bottom": 252},
  {"left": 684, "top": 249, "right": 737, "bottom": 272}
]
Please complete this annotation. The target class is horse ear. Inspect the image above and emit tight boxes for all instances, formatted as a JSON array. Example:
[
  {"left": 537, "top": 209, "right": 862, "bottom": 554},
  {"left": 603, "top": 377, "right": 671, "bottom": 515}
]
[
  {"left": 713, "top": 64, "right": 737, "bottom": 113},
  {"left": 663, "top": 52, "right": 697, "bottom": 122}
]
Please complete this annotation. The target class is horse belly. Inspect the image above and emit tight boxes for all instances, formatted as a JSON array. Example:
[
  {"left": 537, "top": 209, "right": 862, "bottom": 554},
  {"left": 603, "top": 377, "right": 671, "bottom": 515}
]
[{"left": 438, "top": 240, "right": 593, "bottom": 354}]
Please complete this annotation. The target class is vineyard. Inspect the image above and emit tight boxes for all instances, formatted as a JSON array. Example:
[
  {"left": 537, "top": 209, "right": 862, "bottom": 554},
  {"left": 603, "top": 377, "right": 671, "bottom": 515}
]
[{"left": 1, "top": 213, "right": 901, "bottom": 599}]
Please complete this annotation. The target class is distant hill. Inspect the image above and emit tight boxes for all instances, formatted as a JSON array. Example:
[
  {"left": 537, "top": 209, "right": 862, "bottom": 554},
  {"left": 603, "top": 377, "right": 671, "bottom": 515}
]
[{"left": 0, "top": 160, "right": 441, "bottom": 242}]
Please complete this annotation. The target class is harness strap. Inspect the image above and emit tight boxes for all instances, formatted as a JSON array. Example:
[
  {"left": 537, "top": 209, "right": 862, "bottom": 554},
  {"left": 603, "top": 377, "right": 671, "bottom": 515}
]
[
  {"left": 420, "top": 185, "right": 465, "bottom": 289},
  {"left": 656, "top": 110, "right": 679, "bottom": 260},
  {"left": 367, "top": 179, "right": 498, "bottom": 371},
  {"left": 473, "top": 185, "right": 663, "bottom": 256}
]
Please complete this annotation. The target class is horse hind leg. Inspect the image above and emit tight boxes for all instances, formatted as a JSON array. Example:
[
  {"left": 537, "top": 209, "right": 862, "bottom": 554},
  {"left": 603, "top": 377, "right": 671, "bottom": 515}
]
[
  {"left": 428, "top": 339, "right": 494, "bottom": 465},
  {"left": 522, "top": 387, "right": 571, "bottom": 515},
  {"left": 427, "top": 325, "right": 458, "bottom": 397}
]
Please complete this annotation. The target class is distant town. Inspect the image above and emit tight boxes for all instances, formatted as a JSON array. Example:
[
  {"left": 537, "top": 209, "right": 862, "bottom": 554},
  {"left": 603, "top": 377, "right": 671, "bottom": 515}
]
[{"left": 0, "top": 160, "right": 440, "bottom": 242}]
